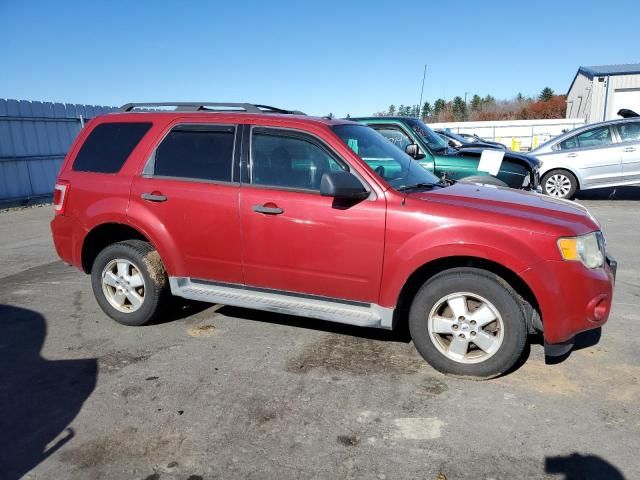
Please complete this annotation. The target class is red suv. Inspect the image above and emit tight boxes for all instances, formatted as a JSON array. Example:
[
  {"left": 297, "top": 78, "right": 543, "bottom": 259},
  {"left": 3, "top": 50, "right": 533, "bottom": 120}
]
[{"left": 51, "top": 102, "right": 616, "bottom": 378}]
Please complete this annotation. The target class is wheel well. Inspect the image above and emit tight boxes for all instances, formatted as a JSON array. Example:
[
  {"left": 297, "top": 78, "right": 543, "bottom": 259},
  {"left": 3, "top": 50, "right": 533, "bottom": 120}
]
[
  {"left": 394, "top": 256, "right": 541, "bottom": 333},
  {"left": 543, "top": 168, "right": 580, "bottom": 188},
  {"left": 81, "top": 223, "right": 149, "bottom": 273}
]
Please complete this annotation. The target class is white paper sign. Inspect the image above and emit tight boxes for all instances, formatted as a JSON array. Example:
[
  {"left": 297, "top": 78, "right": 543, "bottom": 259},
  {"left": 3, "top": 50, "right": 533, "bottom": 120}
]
[{"left": 477, "top": 149, "right": 504, "bottom": 176}]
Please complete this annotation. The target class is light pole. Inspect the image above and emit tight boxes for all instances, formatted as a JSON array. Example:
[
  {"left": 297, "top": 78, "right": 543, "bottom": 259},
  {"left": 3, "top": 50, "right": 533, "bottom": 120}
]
[{"left": 418, "top": 64, "right": 427, "bottom": 119}]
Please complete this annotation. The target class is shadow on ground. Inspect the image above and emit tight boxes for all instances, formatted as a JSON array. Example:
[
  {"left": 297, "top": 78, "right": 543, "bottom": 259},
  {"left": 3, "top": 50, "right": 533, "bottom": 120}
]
[
  {"left": 575, "top": 185, "right": 640, "bottom": 201},
  {"left": 0, "top": 305, "right": 97, "bottom": 480},
  {"left": 217, "top": 304, "right": 412, "bottom": 343},
  {"left": 546, "top": 453, "right": 625, "bottom": 479}
]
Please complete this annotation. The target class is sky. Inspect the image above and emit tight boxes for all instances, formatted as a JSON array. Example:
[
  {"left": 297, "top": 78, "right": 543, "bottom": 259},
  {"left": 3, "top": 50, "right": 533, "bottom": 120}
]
[{"left": 1, "top": 0, "right": 639, "bottom": 117}]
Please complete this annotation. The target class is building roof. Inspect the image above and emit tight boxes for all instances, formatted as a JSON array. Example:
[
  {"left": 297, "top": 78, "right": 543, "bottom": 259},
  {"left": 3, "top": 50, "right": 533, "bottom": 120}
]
[
  {"left": 579, "top": 63, "right": 640, "bottom": 77},
  {"left": 568, "top": 63, "right": 640, "bottom": 94}
]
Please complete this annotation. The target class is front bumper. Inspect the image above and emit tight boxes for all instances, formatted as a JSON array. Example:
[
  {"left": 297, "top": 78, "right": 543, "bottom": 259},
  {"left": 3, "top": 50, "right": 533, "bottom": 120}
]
[{"left": 520, "top": 254, "right": 616, "bottom": 346}]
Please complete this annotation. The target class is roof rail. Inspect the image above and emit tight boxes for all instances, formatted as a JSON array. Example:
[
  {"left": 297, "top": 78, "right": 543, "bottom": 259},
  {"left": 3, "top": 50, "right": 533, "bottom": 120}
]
[{"left": 119, "top": 102, "right": 305, "bottom": 115}]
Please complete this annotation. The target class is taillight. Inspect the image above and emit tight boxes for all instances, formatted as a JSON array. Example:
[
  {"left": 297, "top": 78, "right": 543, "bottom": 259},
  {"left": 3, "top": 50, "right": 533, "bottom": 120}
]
[{"left": 53, "top": 181, "right": 69, "bottom": 215}]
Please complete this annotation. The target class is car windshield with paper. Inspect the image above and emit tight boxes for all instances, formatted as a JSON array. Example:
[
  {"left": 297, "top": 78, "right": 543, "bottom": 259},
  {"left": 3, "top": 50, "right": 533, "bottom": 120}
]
[{"left": 476, "top": 149, "right": 505, "bottom": 177}]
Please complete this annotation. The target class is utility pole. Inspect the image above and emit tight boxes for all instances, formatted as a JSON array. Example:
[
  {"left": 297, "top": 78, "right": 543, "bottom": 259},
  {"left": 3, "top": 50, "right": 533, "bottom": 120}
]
[{"left": 417, "top": 64, "right": 427, "bottom": 118}]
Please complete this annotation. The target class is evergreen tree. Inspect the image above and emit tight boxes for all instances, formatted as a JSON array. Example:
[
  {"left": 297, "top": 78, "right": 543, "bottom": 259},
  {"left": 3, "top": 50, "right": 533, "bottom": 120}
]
[
  {"left": 388, "top": 104, "right": 396, "bottom": 116},
  {"left": 539, "top": 87, "right": 554, "bottom": 102},
  {"left": 433, "top": 98, "right": 446, "bottom": 115},
  {"left": 483, "top": 94, "right": 496, "bottom": 105},
  {"left": 470, "top": 94, "right": 482, "bottom": 111},
  {"left": 398, "top": 104, "right": 406, "bottom": 116},
  {"left": 421, "top": 101, "right": 431, "bottom": 120},
  {"left": 452, "top": 96, "right": 467, "bottom": 121},
  {"left": 346, "top": 113, "right": 351, "bottom": 119}
]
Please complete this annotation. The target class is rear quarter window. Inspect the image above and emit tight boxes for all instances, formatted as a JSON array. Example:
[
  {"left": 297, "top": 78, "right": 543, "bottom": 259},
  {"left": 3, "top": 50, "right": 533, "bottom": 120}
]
[{"left": 73, "top": 122, "right": 152, "bottom": 173}]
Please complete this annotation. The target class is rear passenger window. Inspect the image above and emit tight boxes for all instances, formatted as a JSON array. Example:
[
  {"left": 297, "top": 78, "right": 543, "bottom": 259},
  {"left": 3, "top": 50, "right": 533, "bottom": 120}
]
[
  {"left": 73, "top": 122, "right": 152, "bottom": 173},
  {"left": 154, "top": 127, "right": 234, "bottom": 182}
]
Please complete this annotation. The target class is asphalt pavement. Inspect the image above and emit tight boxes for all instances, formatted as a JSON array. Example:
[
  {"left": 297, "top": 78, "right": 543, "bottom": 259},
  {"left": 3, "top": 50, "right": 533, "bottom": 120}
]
[{"left": 0, "top": 190, "right": 639, "bottom": 480}]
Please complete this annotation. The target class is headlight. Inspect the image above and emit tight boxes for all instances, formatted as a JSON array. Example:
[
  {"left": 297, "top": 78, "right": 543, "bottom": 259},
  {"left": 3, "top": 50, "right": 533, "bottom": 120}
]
[{"left": 557, "top": 231, "right": 605, "bottom": 268}]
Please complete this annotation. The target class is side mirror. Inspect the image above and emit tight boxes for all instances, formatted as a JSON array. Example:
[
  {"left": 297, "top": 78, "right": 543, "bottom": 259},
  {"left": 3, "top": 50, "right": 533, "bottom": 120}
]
[
  {"left": 405, "top": 143, "right": 425, "bottom": 160},
  {"left": 320, "top": 171, "right": 368, "bottom": 200}
]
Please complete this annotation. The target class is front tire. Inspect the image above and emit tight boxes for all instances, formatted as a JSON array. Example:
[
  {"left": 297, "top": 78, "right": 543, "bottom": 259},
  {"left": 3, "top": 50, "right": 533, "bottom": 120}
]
[
  {"left": 409, "top": 268, "right": 527, "bottom": 379},
  {"left": 542, "top": 169, "right": 577, "bottom": 199},
  {"left": 91, "top": 240, "right": 168, "bottom": 326}
]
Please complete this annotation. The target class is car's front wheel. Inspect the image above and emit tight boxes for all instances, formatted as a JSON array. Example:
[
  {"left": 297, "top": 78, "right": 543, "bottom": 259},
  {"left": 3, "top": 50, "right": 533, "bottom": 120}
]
[
  {"left": 542, "top": 169, "right": 577, "bottom": 199},
  {"left": 409, "top": 268, "right": 527, "bottom": 378},
  {"left": 91, "top": 240, "right": 169, "bottom": 326}
]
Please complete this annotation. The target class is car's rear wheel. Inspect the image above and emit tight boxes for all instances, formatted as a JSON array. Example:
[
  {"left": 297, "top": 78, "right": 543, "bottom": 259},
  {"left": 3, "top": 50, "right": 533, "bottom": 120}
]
[
  {"left": 91, "top": 240, "right": 168, "bottom": 326},
  {"left": 409, "top": 268, "right": 527, "bottom": 378},
  {"left": 542, "top": 170, "right": 577, "bottom": 199}
]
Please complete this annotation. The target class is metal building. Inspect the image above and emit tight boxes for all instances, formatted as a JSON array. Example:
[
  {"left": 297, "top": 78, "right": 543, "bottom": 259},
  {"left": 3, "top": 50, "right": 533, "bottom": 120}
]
[{"left": 566, "top": 63, "right": 640, "bottom": 123}]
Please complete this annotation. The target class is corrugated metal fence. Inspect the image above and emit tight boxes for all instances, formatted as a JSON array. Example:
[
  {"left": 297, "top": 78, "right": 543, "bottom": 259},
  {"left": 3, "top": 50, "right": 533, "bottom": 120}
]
[{"left": 0, "top": 99, "right": 117, "bottom": 205}]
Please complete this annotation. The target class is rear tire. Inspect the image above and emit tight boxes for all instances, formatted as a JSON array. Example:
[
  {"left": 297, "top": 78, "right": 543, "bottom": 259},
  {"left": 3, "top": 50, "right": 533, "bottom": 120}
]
[
  {"left": 542, "top": 169, "right": 577, "bottom": 199},
  {"left": 91, "top": 240, "right": 169, "bottom": 326},
  {"left": 409, "top": 268, "right": 527, "bottom": 379}
]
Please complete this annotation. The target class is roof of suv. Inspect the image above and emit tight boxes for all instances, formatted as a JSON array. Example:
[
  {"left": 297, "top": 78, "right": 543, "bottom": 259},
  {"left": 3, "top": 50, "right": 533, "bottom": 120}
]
[{"left": 105, "top": 102, "right": 353, "bottom": 128}]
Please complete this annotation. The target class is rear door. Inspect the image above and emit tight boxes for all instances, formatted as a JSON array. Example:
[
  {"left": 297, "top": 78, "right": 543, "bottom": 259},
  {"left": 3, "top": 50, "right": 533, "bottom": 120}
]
[
  {"left": 555, "top": 125, "right": 621, "bottom": 186},
  {"left": 129, "top": 122, "right": 243, "bottom": 282},
  {"left": 238, "top": 126, "right": 386, "bottom": 302},
  {"left": 614, "top": 121, "right": 640, "bottom": 182}
]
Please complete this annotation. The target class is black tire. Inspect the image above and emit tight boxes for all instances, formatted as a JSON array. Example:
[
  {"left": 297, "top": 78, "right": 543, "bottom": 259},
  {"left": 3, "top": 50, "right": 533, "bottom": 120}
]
[
  {"left": 409, "top": 268, "right": 527, "bottom": 379},
  {"left": 541, "top": 169, "right": 578, "bottom": 199},
  {"left": 459, "top": 175, "right": 509, "bottom": 188},
  {"left": 90, "top": 240, "right": 169, "bottom": 326}
]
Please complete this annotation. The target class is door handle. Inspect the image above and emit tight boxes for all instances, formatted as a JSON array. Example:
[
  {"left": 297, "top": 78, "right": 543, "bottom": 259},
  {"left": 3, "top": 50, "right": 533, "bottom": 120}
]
[
  {"left": 623, "top": 146, "right": 637, "bottom": 152},
  {"left": 141, "top": 192, "right": 168, "bottom": 202},
  {"left": 252, "top": 204, "right": 284, "bottom": 215},
  {"left": 567, "top": 153, "right": 578, "bottom": 158}
]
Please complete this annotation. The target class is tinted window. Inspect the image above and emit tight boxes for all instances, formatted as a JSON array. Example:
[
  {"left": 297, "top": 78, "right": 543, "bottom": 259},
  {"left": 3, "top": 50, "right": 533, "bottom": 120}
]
[
  {"left": 251, "top": 132, "right": 345, "bottom": 190},
  {"left": 617, "top": 122, "right": 640, "bottom": 143},
  {"left": 559, "top": 126, "right": 612, "bottom": 150},
  {"left": 154, "top": 128, "right": 234, "bottom": 181},
  {"left": 374, "top": 126, "right": 413, "bottom": 151},
  {"left": 73, "top": 122, "right": 152, "bottom": 173},
  {"left": 332, "top": 124, "right": 440, "bottom": 190}
]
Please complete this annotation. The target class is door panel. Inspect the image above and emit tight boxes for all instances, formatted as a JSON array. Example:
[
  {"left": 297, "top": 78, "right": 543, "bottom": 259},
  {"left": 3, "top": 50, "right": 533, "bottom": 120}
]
[
  {"left": 557, "top": 126, "right": 621, "bottom": 185},
  {"left": 616, "top": 122, "right": 640, "bottom": 181},
  {"left": 239, "top": 127, "right": 386, "bottom": 303},
  {"left": 128, "top": 124, "right": 243, "bottom": 282},
  {"left": 239, "top": 187, "right": 385, "bottom": 302}
]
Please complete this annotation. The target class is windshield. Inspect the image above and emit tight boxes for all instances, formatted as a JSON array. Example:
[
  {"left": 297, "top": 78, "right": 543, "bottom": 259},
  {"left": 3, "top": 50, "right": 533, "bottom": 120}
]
[
  {"left": 332, "top": 124, "right": 440, "bottom": 191},
  {"left": 405, "top": 118, "right": 449, "bottom": 151}
]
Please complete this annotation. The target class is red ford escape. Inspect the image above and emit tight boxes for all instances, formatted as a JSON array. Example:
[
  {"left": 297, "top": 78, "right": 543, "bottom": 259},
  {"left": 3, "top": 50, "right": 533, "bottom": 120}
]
[{"left": 51, "top": 102, "right": 616, "bottom": 378}]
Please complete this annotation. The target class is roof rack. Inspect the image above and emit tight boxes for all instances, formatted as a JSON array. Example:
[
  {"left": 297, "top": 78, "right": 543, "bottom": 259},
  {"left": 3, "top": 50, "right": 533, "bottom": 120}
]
[{"left": 119, "top": 102, "right": 305, "bottom": 115}]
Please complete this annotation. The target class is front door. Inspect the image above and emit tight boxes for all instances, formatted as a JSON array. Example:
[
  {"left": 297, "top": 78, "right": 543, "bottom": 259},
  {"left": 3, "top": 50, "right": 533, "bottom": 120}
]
[
  {"left": 129, "top": 123, "right": 243, "bottom": 283},
  {"left": 238, "top": 127, "right": 386, "bottom": 303},
  {"left": 615, "top": 121, "right": 640, "bottom": 182},
  {"left": 556, "top": 125, "right": 622, "bottom": 186}
]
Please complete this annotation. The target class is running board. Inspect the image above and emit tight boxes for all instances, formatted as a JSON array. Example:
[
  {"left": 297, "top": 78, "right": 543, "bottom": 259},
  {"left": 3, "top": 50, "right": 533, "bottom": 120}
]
[{"left": 169, "top": 277, "right": 394, "bottom": 329}]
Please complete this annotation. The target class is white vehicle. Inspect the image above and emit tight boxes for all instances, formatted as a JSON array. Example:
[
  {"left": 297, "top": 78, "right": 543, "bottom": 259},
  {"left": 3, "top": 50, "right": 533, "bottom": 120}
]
[{"left": 532, "top": 118, "right": 640, "bottom": 198}]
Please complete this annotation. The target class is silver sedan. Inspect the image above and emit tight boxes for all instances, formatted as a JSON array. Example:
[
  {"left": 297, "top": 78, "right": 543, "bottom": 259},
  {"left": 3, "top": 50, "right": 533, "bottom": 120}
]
[{"left": 532, "top": 118, "right": 640, "bottom": 198}]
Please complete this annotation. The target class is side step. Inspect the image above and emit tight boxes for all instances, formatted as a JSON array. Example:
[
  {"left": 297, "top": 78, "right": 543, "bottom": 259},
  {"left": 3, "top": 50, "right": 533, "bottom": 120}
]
[{"left": 169, "top": 277, "right": 394, "bottom": 329}]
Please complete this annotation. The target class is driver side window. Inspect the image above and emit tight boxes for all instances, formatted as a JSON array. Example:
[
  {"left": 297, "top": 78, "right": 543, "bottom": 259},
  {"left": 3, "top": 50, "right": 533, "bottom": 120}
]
[
  {"left": 373, "top": 126, "right": 413, "bottom": 151},
  {"left": 251, "top": 130, "right": 345, "bottom": 191}
]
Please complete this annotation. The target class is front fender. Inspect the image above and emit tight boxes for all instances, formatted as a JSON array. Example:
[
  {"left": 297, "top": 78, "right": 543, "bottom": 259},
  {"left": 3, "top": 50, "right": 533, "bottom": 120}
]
[{"left": 379, "top": 222, "right": 545, "bottom": 307}]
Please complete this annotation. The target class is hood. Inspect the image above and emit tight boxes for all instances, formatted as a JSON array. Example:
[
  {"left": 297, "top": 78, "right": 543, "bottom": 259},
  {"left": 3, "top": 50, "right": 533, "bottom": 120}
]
[
  {"left": 444, "top": 147, "right": 541, "bottom": 169},
  {"left": 407, "top": 182, "right": 599, "bottom": 236}
]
